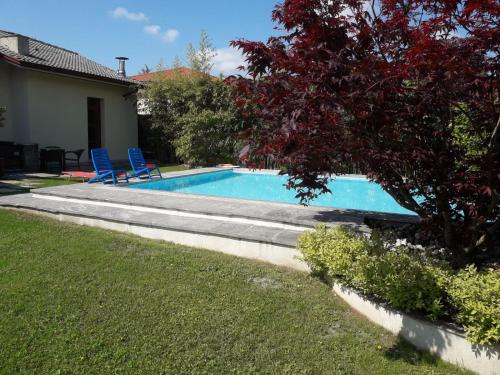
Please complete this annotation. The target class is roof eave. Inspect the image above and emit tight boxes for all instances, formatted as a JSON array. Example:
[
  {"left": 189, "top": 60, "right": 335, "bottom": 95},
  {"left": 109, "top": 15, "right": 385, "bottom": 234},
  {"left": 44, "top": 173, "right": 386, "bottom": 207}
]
[{"left": 0, "top": 52, "right": 139, "bottom": 87}]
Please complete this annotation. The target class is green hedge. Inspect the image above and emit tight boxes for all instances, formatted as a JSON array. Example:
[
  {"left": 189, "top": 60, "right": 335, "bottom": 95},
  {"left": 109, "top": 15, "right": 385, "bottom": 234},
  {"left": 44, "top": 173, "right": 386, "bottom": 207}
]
[
  {"left": 448, "top": 266, "right": 500, "bottom": 345},
  {"left": 298, "top": 225, "right": 500, "bottom": 345}
]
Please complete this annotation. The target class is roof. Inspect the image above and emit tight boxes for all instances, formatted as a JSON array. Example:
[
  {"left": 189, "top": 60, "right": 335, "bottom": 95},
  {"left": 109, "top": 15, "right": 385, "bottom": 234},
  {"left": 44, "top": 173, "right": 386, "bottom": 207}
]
[
  {"left": 132, "top": 67, "right": 211, "bottom": 82},
  {"left": 0, "top": 30, "right": 138, "bottom": 86}
]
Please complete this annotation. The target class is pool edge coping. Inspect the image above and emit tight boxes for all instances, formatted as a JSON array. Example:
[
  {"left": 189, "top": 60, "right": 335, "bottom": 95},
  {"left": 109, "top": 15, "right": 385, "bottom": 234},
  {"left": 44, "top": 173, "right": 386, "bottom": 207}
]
[{"left": 110, "top": 167, "right": 419, "bottom": 221}]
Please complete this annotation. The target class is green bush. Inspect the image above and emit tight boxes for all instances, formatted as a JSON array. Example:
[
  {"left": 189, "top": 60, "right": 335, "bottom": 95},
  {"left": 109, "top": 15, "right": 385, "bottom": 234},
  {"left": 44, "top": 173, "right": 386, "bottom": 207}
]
[
  {"left": 298, "top": 226, "right": 446, "bottom": 317},
  {"left": 357, "top": 250, "right": 447, "bottom": 318},
  {"left": 143, "top": 75, "right": 244, "bottom": 167},
  {"left": 174, "top": 109, "right": 240, "bottom": 166},
  {"left": 447, "top": 266, "right": 500, "bottom": 345},
  {"left": 298, "top": 225, "right": 371, "bottom": 280},
  {"left": 297, "top": 225, "right": 499, "bottom": 345}
]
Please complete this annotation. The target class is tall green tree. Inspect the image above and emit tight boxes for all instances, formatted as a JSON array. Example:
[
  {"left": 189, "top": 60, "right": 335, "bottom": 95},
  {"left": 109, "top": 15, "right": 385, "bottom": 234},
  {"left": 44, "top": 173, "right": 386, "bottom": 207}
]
[
  {"left": 140, "top": 65, "right": 151, "bottom": 74},
  {"left": 144, "top": 75, "right": 243, "bottom": 167},
  {"left": 142, "top": 31, "right": 246, "bottom": 166},
  {"left": 187, "top": 30, "right": 215, "bottom": 75}
]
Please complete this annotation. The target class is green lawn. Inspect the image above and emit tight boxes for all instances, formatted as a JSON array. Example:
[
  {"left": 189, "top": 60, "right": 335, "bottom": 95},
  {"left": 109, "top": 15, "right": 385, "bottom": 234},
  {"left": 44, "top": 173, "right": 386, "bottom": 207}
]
[
  {"left": 157, "top": 164, "right": 188, "bottom": 173},
  {"left": 0, "top": 177, "right": 77, "bottom": 196},
  {"left": 0, "top": 210, "right": 470, "bottom": 374}
]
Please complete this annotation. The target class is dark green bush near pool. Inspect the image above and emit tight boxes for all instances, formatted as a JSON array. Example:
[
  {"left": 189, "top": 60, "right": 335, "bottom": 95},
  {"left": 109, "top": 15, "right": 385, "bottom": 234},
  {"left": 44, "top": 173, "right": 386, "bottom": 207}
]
[{"left": 297, "top": 225, "right": 500, "bottom": 345}]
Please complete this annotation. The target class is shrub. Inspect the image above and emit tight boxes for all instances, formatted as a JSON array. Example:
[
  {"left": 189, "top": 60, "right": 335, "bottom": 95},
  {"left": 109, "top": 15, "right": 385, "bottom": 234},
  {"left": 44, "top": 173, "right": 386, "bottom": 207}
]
[
  {"left": 143, "top": 74, "right": 243, "bottom": 167},
  {"left": 357, "top": 250, "right": 447, "bottom": 318},
  {"left": 447, "top": 266, "right": 500, "bottom": 345},
  {"left": 142, "top": 66, "right": 247, "bottom": 166},
  {"left": 298, "top": 226, "right": 500, "bottom": 344},
  {"left": 298, "top": 226, "right": 446, "bottom": 318},
  {"left": 174, "top": 109, "right": 240, "bottom": 166},
  {"left": 298, "top": 225, "right": 371, "bottom": 280}
]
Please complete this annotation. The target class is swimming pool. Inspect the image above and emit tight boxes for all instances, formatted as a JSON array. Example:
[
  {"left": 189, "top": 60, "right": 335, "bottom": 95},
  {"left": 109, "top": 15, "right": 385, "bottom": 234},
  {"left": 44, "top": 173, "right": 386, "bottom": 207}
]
[{"left": 130, "top": 169, "right": 415, "bottom": 215}]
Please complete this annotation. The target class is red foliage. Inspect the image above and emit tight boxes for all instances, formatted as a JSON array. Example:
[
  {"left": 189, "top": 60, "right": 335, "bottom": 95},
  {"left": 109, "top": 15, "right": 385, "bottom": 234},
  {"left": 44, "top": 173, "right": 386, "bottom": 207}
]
[{"left": 228, "top": 0, "right": 499, "bottom": 265}]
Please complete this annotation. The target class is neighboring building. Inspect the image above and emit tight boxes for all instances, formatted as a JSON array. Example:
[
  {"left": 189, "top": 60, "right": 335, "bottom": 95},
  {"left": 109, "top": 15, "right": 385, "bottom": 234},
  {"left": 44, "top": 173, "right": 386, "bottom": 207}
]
[{"left": 0, "top": 30, "right": 139, "bottom": 164}]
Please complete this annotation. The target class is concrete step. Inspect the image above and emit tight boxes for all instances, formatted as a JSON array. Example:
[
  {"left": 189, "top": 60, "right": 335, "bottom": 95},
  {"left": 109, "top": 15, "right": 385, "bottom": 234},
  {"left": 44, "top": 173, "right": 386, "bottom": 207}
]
[
  {"left": 0, "top": 192, "right": 309, "bottom": 270},
  {"left": 0, "top": 193, "right": 303, "bottom": 248},
  {"left": 31, "top": 183, "right": 374, "bottom": 231}
]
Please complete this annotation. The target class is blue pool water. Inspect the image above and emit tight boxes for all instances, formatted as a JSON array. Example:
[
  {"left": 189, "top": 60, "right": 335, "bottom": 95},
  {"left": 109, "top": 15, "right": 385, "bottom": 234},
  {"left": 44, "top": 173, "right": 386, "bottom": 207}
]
[{"left": 130, "top": 170, "right": 415, "bottom": 215}]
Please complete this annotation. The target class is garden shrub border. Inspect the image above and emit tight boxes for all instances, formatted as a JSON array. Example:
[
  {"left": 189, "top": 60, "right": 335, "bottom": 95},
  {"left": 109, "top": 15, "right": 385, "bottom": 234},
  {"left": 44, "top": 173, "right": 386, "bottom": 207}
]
[
  {"left": 330, "top": 280, "right": 500, "bottom": 375},
  {"left": 298, "top": 225, "right": 500, "bottom": 374}
]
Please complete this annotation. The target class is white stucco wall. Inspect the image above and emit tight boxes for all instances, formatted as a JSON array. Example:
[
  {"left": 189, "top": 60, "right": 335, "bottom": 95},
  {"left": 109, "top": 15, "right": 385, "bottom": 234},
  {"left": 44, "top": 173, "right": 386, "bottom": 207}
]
[
  {"left": 0, "top": 61, "right": 14, "bottom": 140},
  {"left": 0, "top": 61, "right": 137, "bottom": 162}
]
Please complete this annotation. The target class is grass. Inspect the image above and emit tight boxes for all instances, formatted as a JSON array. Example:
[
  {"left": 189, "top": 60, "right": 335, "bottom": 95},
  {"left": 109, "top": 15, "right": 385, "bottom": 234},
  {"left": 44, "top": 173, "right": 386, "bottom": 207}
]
[
  {"left": 157, "top": 164, "right": 188, "bottom": 173},
  {"left": 0, "top": 210, "right": 471, "bottom": 374},
  {"left": 0, "top": 177, "right": 77, "bottom": 196}
]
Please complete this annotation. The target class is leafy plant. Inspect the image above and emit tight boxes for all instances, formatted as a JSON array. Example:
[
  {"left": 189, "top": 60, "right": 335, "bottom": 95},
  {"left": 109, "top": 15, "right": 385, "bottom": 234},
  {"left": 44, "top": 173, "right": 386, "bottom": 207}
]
[
  {"left": 298, "top": 226, "right": 447, "bottom": 318},
  {"left": 229, "top": 0, "right": 500, "bottom": 266},
  {"left": 141, "top": 31, "right": 246, "bottom": 167},
  {"left": 298, "top": 225, "right": 371, "bottom": 279},
  {"left": 297, "top": 226, "right": 500, "bottom": 344},
  {"left": 358, "top": 250, "right": 447, "bottom": 318},
  {"left": 174, "top": 109, "right": 240, "bottom": 166},
  {"left": 187, "top": 30, "right": 215, "bottom": 75},
  {"left": 447, "top": 266, "right": 500, "bottom": 345}
]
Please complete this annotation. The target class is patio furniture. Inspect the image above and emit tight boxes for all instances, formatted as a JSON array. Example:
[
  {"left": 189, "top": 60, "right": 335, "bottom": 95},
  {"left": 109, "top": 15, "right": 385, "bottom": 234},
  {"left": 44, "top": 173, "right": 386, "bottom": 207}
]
[
  {"left": 62, "top": 171, "right": 96, "bottom": 182},
  {"left": 64, "top": 149, "right": 85, "bottom": 170},
  {"left": 0, "top": 141, "right": 24, "bottom": 170},
  {"left": 89, "top": 148, "right": 129, "bottom": 185},
  {"left": 128, "top": 147, "right": 162, "bottom": 180},
  {"left": 40, "top": 146, "right": 65, "bottom": 172}
]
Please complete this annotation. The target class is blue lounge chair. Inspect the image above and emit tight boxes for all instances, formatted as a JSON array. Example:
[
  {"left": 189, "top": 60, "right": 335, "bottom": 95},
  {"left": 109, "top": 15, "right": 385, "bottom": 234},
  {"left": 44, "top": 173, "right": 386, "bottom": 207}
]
[
  {"left": 128, "top": 148, "right": 162, "bottom": 179},
  {"left": 89, "top": 148, "right": 129, "bottom": 184}
]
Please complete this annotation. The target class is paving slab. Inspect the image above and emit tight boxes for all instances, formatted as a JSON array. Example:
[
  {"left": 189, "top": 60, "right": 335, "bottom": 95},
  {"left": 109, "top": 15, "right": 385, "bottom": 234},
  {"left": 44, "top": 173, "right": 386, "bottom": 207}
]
[
  {"left": 0, "top": 193, "right": 303, "bottom": 247},
  {"left": 32, "top": 179, "right": 417, "bottom": 230},
  {"left": 0, "top": 168, "right": 419, "bottom": 250}
]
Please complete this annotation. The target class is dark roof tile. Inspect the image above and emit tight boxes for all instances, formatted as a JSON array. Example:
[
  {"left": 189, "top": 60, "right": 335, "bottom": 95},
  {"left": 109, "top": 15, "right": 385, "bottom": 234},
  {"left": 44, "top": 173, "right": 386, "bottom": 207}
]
[{"left": 0, "top": 30, "right": 138, "bottom": 85}]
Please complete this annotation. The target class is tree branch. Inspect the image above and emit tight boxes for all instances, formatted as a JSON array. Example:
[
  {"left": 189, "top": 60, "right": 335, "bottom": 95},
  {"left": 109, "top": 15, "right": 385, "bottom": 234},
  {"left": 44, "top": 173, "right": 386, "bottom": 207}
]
[
  {"left": 488, "top": 113, "right": 500, "bottom": 152},
  {"left": 475, "top": 218, "right": 500, "bottom": 248}
]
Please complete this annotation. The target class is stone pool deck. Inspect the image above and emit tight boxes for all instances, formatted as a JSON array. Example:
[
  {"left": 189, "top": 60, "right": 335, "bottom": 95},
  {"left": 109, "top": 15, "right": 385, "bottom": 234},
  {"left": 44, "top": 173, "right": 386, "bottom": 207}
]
[{"left": 0, "top": 168, "right": 418, "bottom": 269}]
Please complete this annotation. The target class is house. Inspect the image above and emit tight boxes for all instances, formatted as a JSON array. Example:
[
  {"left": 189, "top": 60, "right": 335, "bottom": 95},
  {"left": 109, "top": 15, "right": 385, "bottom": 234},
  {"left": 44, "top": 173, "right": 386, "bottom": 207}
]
[{"left": 0, "top": 30, "right": 139, "bottom": 167}]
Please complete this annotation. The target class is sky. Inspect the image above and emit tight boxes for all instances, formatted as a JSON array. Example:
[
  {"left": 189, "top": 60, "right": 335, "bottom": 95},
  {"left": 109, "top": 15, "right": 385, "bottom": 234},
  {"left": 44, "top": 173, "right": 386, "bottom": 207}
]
[{"left": 0, "top": 0, "right": 281, "bottom": 76}]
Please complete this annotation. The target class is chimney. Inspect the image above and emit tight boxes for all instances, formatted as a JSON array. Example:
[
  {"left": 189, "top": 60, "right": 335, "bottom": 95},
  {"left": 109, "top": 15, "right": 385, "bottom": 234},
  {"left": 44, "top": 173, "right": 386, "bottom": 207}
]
[
  {"left": 0, "top": 35, "right": 30, "bottom": 55},
  {"left": 115, "top": 56, "right": 129, "bottom": 77}
]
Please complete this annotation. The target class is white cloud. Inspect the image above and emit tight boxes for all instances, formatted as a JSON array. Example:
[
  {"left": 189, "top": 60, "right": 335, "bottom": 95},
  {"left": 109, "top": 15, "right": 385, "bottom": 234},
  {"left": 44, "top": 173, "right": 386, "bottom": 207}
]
[
  {"left": 110, "top": 7, "right": 148, "bottom": 22},
  {"left": 213, "top": 47, "right": 246, "bottom": 76},
  {"left": 144, "top": 25, "right": 161, "bottom": 35},
  {"left": 340, "top": 1, "right": 374, "bottom": 19},
  {"left": 162, "top": 29, "right": 180, "bottom": 43},
  {"left": 144, "top": 25, "right": 179, "bottom": 43}
]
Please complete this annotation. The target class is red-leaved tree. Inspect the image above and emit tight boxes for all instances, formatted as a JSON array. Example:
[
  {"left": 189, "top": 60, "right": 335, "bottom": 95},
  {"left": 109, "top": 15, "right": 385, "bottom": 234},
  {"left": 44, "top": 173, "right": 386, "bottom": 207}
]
[{"left": 229, "top": 0, "right": 499, "bottom": 266}]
